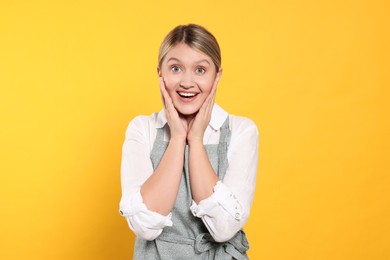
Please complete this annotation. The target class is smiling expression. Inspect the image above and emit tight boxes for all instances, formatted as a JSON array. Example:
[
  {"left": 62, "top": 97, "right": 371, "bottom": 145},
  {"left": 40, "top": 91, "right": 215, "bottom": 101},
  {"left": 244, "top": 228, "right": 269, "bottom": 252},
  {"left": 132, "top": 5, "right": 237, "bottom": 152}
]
[{"left": 158, "top": 43, "right": 222, "bottom": 116}]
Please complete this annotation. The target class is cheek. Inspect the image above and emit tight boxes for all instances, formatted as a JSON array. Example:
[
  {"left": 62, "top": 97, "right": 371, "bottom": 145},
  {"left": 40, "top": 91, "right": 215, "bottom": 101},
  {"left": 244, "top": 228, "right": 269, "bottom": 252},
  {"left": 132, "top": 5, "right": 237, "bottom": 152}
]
[
  {"left": 198, "top": 77, "right": 215, "bottom": 93},
  {"left": 163, "top": 76, "right": 179, "bottom": 92}
]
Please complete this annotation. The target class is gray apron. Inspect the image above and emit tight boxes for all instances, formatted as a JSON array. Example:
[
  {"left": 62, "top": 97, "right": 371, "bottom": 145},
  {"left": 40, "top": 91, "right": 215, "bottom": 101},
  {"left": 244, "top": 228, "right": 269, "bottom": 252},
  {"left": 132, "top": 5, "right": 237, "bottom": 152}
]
[{"left": 133, "top": 118, "right": 249, "bottom": 260}]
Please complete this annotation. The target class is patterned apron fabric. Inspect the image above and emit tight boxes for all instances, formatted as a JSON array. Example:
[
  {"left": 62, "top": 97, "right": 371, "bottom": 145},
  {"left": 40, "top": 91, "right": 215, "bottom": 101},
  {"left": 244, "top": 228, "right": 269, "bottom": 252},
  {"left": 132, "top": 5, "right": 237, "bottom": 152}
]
[{"left": 133, "top": 118, "right": 249, "bottom": 260}]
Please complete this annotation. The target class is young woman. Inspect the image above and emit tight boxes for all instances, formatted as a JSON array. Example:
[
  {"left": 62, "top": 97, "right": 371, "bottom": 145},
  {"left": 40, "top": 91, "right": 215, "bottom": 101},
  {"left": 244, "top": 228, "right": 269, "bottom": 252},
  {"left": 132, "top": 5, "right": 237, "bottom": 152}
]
[{"left": 119, "top": 24, "right": 259, "bottom": 259}]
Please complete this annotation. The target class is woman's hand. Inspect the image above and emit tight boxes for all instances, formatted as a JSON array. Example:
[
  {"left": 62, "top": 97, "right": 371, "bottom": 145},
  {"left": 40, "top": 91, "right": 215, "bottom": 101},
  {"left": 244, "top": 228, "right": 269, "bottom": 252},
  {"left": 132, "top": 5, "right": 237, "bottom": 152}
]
[
  {"left": 187, "top": 79, "right": 218, "bottom": 145},
  {"left": 159, "top": 77, "right": 188, "bottom": 141}
]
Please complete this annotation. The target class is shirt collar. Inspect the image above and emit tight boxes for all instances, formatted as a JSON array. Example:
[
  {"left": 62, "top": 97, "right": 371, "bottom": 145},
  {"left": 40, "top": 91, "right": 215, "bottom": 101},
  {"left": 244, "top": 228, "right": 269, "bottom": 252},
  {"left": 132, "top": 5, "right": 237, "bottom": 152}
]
[
  {"left": 155, "top": 103, "right": 228, "bottom": 130},
  {"left": 155, "top": 109, "right": 167, "bottom": 129}
]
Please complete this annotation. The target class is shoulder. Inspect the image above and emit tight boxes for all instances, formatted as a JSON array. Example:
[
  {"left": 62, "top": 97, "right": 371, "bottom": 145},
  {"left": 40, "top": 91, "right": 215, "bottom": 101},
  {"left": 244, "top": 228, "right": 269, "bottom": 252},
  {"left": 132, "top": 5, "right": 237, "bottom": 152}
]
[
  {"left": 229, "top": 115, "right": 259, "bottom": 137},
  {"left": 125, "top": 112, "right": 160, "bottom": 138}
]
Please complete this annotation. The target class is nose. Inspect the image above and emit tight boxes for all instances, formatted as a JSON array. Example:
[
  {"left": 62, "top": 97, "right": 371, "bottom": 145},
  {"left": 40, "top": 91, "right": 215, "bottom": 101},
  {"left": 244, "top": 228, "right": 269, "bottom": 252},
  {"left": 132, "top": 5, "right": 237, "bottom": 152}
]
[
  {"left": 179, "top": 82, "right": 194, "bottom": 89},
  {"left": 179, "top": 72, "right": 195, "bottom": 89}
]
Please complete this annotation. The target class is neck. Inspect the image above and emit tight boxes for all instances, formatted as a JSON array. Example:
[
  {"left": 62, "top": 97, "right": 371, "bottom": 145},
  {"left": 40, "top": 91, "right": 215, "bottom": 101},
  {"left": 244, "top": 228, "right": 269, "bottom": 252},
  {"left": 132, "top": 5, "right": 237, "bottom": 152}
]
[{"left": 179, "top": 113, "right": 195, "bottom": 125}]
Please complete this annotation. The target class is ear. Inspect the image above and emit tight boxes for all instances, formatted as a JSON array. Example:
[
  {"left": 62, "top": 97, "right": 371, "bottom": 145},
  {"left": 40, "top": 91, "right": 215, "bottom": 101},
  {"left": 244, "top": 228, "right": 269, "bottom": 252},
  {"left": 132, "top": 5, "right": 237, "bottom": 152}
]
[
  {"left": 157, "top": 67, "right": 162, "bottom": 77},
  {"left": 215, "top": 67, "right": 223, "bottom": 82}
]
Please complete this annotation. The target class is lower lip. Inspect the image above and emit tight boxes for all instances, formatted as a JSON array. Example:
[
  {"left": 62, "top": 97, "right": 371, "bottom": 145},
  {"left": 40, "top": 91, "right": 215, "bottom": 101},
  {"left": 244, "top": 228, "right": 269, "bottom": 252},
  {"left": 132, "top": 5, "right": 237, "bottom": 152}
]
[{"left": 177, "top": 93, "right": 198, "bottom": 103}]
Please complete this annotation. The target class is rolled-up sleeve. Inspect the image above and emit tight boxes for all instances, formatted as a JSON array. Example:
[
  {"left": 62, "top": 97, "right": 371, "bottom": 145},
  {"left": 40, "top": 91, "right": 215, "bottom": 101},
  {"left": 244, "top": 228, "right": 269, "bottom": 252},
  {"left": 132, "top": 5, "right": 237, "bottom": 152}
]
[
  {"left": 119, "top": 116, "right": 172, "bottom": 241},
  {"left": 190, "top": 118, "right": 259, "bottom": 242},
  {"left": 120, "top": 190, "right": 172, "bottom": 241}
]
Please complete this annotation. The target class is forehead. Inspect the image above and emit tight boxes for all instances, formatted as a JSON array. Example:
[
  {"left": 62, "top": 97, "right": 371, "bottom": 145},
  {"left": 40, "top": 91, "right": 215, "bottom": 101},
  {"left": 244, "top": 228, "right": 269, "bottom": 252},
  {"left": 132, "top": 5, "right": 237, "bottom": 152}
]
[{"left": 164, "top": 43, "right": 212, "bottom": 64}]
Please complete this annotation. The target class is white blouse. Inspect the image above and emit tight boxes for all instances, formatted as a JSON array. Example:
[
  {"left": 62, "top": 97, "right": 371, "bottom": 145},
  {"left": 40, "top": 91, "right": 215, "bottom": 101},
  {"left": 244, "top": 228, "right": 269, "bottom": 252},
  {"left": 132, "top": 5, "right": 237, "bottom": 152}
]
[{"left": 119, "top": 104, "right": 259, "bottom": 242}]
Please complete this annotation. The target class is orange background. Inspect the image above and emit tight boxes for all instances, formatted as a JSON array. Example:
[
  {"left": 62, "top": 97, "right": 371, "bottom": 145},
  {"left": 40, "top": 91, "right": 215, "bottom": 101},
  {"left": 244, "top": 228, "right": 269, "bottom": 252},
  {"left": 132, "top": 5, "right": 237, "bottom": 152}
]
[{"left": 0, "top": 0, "right": 389, "bottom": 259}]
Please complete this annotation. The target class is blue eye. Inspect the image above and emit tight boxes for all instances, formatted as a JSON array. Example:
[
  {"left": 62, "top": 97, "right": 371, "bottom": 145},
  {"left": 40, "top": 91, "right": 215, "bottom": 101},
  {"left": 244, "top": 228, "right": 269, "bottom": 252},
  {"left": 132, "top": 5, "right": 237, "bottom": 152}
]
[
  {"left": 196, "top": 67, "right": 206, "bottom": 74},
  {"left": 171, "top": 66, "right": 181, "bottom": 73}
]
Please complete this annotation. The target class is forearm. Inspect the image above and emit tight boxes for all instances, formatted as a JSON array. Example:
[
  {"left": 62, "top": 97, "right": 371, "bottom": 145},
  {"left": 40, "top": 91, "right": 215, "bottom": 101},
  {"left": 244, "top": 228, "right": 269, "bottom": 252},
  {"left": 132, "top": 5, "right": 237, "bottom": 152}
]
[
  {"left": 188, "top": 140, "right": 219, "bottom": 203},
  {"left": 141, "top": 138, "right": 186, "bottom": 215}
]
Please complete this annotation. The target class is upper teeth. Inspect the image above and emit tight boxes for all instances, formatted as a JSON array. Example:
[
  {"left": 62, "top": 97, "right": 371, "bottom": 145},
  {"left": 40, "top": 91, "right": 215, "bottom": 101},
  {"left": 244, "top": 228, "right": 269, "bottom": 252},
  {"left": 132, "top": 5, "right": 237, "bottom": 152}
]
[{"left": 179, "top": 92, "right": 196, "bottom": 97}]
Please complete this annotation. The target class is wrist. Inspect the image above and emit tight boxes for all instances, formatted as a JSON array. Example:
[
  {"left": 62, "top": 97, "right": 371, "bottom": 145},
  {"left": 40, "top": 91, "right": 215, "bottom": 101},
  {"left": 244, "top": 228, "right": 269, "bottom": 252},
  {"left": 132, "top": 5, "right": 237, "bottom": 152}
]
[
  {"left": 187, "top": 138, "right": 204, "bottom": 147},
  {"left": 169, "top": 136, "right": 187, "bottom": 145}
]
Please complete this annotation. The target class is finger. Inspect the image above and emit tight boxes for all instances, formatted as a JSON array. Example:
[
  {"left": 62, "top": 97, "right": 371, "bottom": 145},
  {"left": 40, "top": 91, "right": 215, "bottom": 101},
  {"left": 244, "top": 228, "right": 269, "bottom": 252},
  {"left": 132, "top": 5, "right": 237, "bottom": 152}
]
[
  {"left": 160, "top": 78, "right": 179, "bottom": 119},
  {"left": 184, "top": 116, "right": 192, "bottom": 129},
  {"left": 206, "top": 78, "right": 218, "bottom": 104},
  {"left": 160, "top": 77, "right": 172, "bottom": 104},
  {"left": 159, "top": 77, "right": 174, "bottom": 110},
  {"left": 197, "top": 87, "right": 214, "bottom": 118},
  {"left": 205, "top": 81, "right": 217, "bottom": 105},
  {"left": 159, "top": 77, "right": 167, "bottom": 108},
  {"left": 211, "top": 77, "right": 218, "bottom": 99},
  {"left": 205, "top": 82, "right": 217, "bottom": 115},
  {"left": 187, "top": 117, "right": 195, "bottom": 131}
]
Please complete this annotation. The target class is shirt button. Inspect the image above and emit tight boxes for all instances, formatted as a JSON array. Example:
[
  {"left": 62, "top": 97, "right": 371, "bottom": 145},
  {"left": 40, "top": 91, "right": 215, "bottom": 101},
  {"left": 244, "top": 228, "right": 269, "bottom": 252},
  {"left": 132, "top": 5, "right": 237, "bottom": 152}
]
[{"left": 235, "top": 213, "right": 241, "bottom": 220}]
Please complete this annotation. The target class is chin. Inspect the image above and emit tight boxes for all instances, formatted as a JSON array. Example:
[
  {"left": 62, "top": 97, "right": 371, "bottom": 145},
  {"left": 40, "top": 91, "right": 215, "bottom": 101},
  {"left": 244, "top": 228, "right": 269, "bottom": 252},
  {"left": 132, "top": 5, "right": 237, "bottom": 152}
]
[{"left": 175, "top": 104, "right": 201, "bottom": 116}]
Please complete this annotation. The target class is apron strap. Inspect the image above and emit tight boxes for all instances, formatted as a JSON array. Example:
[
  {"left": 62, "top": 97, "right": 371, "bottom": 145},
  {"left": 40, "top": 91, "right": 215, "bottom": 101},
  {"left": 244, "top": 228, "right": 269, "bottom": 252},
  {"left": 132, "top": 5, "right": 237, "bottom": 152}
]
[{"left": 217, "top": 116, "right": 231, "bottom": 181}]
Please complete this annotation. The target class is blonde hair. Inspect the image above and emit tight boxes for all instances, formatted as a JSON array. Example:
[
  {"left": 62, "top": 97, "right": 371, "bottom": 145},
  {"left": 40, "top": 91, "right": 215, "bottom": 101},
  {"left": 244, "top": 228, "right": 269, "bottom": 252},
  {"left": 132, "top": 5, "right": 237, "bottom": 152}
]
[{"left": 158, "top": 24, "right": 221, "bottom": 71}]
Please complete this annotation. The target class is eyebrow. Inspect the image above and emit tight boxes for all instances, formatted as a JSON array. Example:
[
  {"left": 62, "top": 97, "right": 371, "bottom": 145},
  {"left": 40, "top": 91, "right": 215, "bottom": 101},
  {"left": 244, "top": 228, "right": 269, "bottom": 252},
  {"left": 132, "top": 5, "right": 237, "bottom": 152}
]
[{"left": 166, "top": 57, "right": 210, "bottom": 65}]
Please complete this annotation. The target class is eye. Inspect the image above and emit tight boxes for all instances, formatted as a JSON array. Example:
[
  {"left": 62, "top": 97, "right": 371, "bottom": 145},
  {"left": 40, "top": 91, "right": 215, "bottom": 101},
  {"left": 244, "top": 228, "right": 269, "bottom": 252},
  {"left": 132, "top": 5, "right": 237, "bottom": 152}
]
[
  {"left": 170, "top": 65, "right": 181, "bottom": 73},
  {"left": 195, "top": 67, "right": 206, "bottom": 74}
]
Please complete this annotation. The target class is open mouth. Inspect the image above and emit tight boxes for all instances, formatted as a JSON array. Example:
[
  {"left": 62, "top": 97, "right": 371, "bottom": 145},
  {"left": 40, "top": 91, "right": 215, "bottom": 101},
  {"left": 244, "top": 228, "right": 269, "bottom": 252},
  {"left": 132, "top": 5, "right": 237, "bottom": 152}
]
[{"left": 177, "top": 91, "right": 199, "bottom": 99}]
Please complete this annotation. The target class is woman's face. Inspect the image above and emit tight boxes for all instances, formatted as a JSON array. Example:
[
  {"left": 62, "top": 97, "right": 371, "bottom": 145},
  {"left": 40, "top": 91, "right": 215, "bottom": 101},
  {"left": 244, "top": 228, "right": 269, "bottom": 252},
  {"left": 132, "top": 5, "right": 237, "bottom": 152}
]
[{"left": 158, "top": 43, "right": 221, "bottom": 116}]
